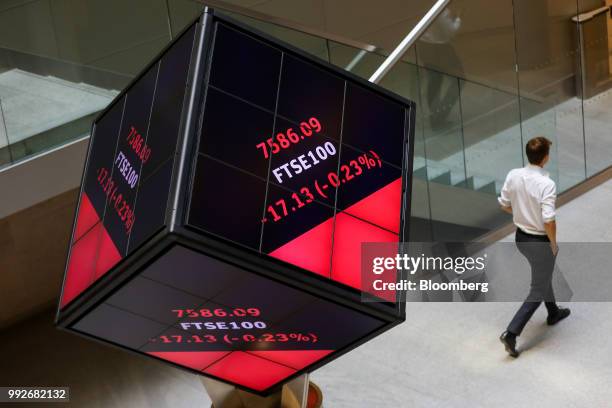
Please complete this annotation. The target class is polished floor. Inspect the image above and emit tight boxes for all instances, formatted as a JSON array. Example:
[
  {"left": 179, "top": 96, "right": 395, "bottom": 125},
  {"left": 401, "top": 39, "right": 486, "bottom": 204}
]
[{"left": 312, "top": 179, "right": 612, "bottom": 407}]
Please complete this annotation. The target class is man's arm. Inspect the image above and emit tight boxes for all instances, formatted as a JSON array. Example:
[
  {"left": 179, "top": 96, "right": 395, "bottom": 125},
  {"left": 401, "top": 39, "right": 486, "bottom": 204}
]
[
  {"left": 498, "top": 172, "right": 512, "bottom": 214},
  {"left": 541, "top": 182, "right": 558, "bottom": 255},
  {"left": 544, "top": 221, "right": 557, "bottom": 255}
]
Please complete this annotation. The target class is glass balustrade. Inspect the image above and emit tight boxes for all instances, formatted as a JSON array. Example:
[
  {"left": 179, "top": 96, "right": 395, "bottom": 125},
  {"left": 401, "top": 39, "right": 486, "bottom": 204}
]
[{"left": 2, "top": 0, "right": 611, "bottom": 241}]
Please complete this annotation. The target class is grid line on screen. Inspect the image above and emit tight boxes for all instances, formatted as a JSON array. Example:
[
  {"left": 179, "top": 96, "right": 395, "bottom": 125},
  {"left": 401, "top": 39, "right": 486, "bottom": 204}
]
[
  {"left": 259, "top": 52, "right": 285, "bottom": 253},
  {"left": 126, "top": 62, "right": 162, "bottom": 253},
  {"left": 91, "top": 94, "right": 128, "bottom": 284}
]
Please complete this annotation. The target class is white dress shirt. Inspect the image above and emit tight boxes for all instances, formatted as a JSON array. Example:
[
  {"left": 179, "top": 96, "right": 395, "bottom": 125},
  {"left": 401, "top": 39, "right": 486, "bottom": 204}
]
[{"left": 498, "top": 164, "right": 556, "bottom": 235}]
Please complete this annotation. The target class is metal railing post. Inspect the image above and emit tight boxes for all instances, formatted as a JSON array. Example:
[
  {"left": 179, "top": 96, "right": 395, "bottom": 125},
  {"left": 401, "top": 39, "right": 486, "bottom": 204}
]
[{"left": 369, "top": 0, "right": 452, "bottom": 84}]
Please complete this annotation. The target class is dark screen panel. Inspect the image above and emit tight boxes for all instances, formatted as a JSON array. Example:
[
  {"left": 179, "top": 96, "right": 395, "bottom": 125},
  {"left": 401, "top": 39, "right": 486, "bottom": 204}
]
[
  {"left": 277, "top": 54, "right": 344, "bottom": 141},
  {"left": 73, "top": 303, "right": 168, "bottom": 349},
  {"left": 342, "top": 83, "right": 406, "bottom": 168},
  {"left": 209, "top": 23, "right": 281, "bottom": 111},
  {"left": 128, "top": 158, "right": 174, "bottom": 252},
  {"left": 106, "top": 276, "right": 207, "bottom": 325},
  {"left": 141, "top": 245, "right": 242, "bottom": 299},
  {"left": 210, "top": 272, "right": 314, "bottom": 324},
  {"left": 262, "top": 296, "right": 383, "bottom": 350},
  {"left": 199, "top": 87, "right": 274, "bottom": 178},
  {"left": 142, "top": 23, "right": 197, "bottom": 180},
  {"left": 189, "top": 156, "right": 266, "bottom": 250}
]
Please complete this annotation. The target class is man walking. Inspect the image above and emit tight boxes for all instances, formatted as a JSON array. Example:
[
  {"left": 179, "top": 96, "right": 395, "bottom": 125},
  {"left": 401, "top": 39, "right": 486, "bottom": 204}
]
[{"left": 498, "top": 136, "right": 571, "bottom": 357}]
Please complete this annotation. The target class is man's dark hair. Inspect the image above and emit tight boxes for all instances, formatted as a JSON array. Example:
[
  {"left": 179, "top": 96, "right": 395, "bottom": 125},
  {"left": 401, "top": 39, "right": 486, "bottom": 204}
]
[{"left": 526, "top": 136, "right": 552, "bottom": 165}]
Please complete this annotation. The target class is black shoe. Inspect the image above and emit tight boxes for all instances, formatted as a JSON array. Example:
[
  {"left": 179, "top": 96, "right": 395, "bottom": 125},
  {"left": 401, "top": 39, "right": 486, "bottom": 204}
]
[
  {"left": 547, "top": 307, "right": 571, "bottom": 326},
  {"left": 500, "top": 331, "right": 519, "bottom": 358}
]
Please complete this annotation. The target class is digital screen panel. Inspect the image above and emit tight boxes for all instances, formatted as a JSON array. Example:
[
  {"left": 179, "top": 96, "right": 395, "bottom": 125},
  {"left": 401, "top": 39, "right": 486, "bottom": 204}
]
[
  {"left": 60, "top": 11, "right": 412, "bottom": 396},
  {"left": 189, "top": 21, "right": 410, "bottom": 291},
  {"left": 199, "top": 87, "right": 275, "bottom": 178},
  {"left": 73, "top": 245, "right": 385, "bottom": 392},
  {"left": 60, "top": 23, "right": 198, "bottom": 308},
  {"left": 189, "top": 156, "right": 268, "bottom": 250},
  {"left": 277, "top": 54, "right": 344, "bottom": 141},
  {"left": 209, "top": 23, "right": 282, "bottom": 111}
]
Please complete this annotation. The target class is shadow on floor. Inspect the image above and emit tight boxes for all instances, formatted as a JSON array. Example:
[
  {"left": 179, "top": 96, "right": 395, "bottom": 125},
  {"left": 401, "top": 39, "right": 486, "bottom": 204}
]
[{"left": 518, "top": 324, "right": 553, "bottom": 354}]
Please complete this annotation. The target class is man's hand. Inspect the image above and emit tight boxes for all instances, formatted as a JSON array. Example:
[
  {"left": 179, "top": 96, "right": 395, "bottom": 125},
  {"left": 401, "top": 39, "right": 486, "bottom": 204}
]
[
  {"left": 544, "top": 221, "right": 557, "bottom": 256},
  {"left": 550, "top": 242, "right": 559, "bottom": 256}
]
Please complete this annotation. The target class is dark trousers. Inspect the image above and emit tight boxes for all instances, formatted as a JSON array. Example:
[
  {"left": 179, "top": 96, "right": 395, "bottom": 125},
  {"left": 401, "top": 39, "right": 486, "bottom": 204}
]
[{"left": 507, "top": 229, "right": 559, "bottom": 335}]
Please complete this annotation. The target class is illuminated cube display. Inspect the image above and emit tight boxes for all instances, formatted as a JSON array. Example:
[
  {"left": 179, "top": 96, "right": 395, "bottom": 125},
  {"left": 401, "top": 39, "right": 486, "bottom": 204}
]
[{"left": 56, "top": 9, "right": 415, "bottom": 394}]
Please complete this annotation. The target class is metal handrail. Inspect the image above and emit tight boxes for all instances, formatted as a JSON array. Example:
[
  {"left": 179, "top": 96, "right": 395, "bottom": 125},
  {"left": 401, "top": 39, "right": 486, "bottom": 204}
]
[
  {"left": 369, "top": 0, "right": 451, "bottom": 83},
  {"left": 571, "top": 5, "right": 610, "bottom": 23}
]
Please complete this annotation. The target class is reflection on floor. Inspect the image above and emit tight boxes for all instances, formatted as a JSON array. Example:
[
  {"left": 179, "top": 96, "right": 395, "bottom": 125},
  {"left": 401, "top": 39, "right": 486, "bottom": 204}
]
[{"left": 313, "top": 179, "right": 612, "bottom": 407}]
